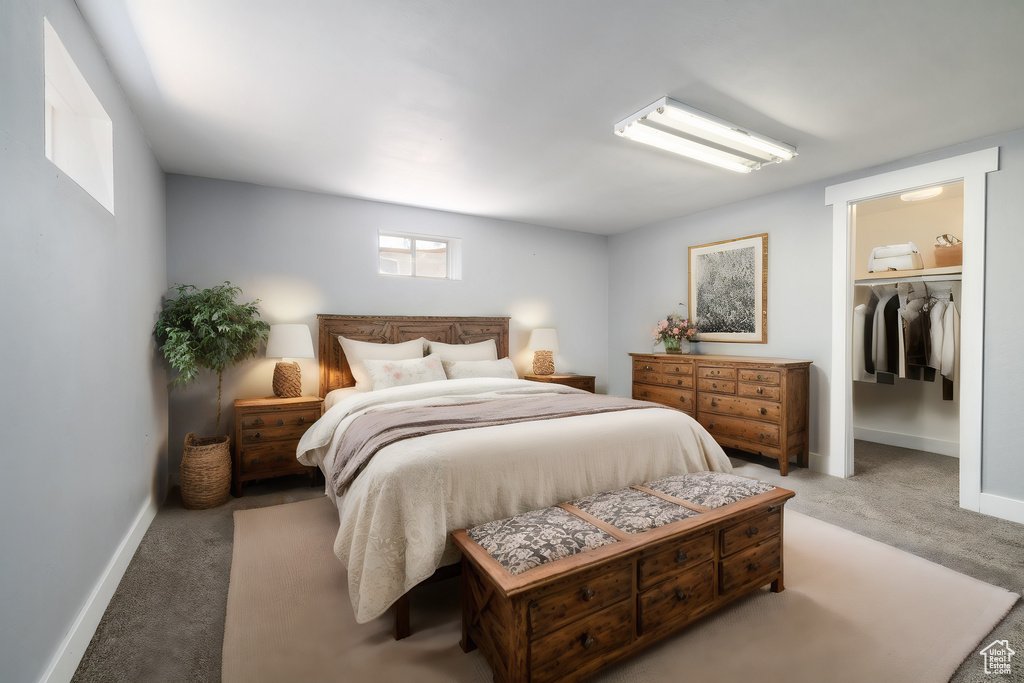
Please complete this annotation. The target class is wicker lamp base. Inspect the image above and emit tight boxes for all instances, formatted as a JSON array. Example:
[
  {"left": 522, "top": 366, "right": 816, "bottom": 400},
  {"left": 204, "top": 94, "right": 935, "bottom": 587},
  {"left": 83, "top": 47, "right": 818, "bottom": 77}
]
[
  {"left": 273, "top": 361, "right": 302, "bottom": 398},
  {"left": 180, "top": 433, "right": 231, "bottom": 509},
  {"left": 532, "top": 350, "right": 555, "bottom": 375}
]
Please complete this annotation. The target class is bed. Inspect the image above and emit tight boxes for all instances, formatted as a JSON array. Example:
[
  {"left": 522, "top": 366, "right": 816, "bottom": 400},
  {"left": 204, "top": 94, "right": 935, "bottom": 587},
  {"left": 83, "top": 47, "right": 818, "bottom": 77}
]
[{"left": 296, "top": 314, "right": 732, "bottom": 631}]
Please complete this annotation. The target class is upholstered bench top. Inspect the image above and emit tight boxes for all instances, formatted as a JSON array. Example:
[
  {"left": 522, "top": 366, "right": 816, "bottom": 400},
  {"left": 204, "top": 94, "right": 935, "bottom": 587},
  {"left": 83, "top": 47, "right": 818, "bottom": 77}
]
[{"left": 467, "top": 471, "right": 776, "bottom": 576}]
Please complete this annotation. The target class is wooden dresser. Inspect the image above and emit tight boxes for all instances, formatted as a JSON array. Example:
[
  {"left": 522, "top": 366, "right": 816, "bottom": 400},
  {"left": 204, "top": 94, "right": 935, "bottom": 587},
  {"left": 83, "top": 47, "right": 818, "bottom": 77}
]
[
  {"left": 630, "top": 353, "right": 811, "bottom": 475},
  {"left": 232, "top": 395, "right": 323, "bottom": 495}
]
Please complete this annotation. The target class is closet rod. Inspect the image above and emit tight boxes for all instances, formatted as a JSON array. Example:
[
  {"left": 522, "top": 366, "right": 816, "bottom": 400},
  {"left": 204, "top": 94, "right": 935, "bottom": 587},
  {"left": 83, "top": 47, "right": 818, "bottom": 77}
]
[{"left": 854, "top": 273, "right": 962, "bottom": 286}]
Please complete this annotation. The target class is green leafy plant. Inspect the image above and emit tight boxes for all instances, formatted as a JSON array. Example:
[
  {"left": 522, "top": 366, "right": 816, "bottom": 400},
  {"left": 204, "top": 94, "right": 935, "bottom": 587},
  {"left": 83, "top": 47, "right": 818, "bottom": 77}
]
[{"left": 155, "top": 282, "right": 270, "bottom": 432}]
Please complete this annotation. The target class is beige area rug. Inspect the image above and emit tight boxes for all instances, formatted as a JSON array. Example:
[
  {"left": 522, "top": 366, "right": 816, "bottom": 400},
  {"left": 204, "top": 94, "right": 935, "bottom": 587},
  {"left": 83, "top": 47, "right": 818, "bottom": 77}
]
[{"left": 222, "top": 497, "right": 1017, "bottom": 683}]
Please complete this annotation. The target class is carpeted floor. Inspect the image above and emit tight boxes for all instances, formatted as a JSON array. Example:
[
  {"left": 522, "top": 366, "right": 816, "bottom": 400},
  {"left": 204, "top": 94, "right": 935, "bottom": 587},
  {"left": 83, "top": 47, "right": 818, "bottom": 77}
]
[{"left": 72, "top": 442, "right": 1024, "bottom": 683}]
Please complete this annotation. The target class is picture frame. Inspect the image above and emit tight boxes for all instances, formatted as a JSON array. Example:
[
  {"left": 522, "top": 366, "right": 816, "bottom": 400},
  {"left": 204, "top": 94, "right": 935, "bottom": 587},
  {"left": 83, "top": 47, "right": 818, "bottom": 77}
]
[{"left": 688, "top": 233, "right": 767, "bottom": 343}]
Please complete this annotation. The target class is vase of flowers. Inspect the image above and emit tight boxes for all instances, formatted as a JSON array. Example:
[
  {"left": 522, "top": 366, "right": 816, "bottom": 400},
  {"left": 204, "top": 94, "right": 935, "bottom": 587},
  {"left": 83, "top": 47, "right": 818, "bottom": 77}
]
[{"left": 652, "top": 313, "right": 698, "bottom": 355}]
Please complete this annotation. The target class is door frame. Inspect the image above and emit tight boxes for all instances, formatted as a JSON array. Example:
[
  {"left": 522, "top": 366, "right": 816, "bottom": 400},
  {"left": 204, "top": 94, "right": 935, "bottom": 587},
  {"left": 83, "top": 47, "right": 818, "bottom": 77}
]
[{"left": 824, "top": 147, "right": 998, "bottom": 512}]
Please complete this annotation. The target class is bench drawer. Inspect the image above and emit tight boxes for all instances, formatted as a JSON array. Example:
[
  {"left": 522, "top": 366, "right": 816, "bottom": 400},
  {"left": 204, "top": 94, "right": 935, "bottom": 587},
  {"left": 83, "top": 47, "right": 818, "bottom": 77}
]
[
  {"left": 528, "top": 559, "right": 633, "bottom": 638},
  {"left": 530, "top": 599, "right": 634, "bottom": 683},
  {"left": 720, "top": 506, "right": 783, "bottom": 556},
  {"left": 638, "top": 561, "right": 715, "bottom": 634},
  {"left": 638, "top": 531, "right": 714, "bottom": 590},
  {"left": 720, "top": 540, "right": 782, "bottom": 596}
]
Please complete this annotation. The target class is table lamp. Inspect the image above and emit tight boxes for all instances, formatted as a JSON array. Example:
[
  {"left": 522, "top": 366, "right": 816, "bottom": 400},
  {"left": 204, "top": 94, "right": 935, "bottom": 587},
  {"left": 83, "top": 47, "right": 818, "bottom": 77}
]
[
  {"left": 528, "top": 328, "right": 559, "bottom": 375},
  {"left": 266, "top": 324, "right": 314, "bottom": 398}
]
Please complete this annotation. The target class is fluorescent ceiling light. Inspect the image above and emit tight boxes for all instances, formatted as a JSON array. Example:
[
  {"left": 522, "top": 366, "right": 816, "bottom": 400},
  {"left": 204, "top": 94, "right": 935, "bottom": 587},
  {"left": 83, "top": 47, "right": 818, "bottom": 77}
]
[
  {"left": 900, "top": 187, "right": 944, "bottom": 201},
  {"left": 614, "top": 97, "right": 796, "bottom": 173}
]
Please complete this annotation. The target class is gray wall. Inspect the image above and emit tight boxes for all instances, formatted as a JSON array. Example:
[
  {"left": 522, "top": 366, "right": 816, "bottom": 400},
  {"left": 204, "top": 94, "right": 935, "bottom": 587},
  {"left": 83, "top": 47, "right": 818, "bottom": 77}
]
[
  {"left": 608, "top": 128, "right": 1024, "bottom": 503},
  {"left": 0, "top": 2, "right": 168, "bottom": 682},
  {"left": 164, "top": 175, "right": 609, "bottom": 481}
]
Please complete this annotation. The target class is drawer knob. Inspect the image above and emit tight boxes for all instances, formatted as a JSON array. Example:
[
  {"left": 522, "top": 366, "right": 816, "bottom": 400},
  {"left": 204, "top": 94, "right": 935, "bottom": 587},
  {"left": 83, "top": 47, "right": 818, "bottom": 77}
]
[
  {"left": 675, "top": 550, "right": 688, "bottom": 563},
  {"left": 643, "top": 365, "right": 653, "bottom": 371},
  {"left": 250, "top": 458, "right": 259, "bottom": 465},
  {"left": 745, "top": 526, "right": 760, "bottom": 538},
  {"left": 640, "top": 391, "right": 648, "bottom": 397},
  {"left": 707, "top": 423, "right": 715, "bottom": 430},
  {"left": 277, "top": 419, "right": 284, "bottom": 426},
  {"left": 581, "top": 587, "right": 596, "bottom": 602},
  {"left": 759, "top": 433, "right": 766, "bottom": 440},
  {"left": 678, "top": 396, "right": 686, "bottom": 404},
  {"left": 757, "top": 374, "right": 763, "bottom": 380},
  {"left": 756, "top": 387, "right": 764, "bottom": 394},
  {"left": 710, "top": 400, "right": 717, "bottom": 407},
  {"left": 748, "top": 562, "right": 761, "bottom": 572},
  {"left": 274, "top": 455, "right": 284, "bottom": 462},
  {"left": 675, "top": 590, "right": 691, "bottom": 602},
  {"left": 582, "top": 634, "right": 596, "bottom": 649},
  {"left": 298, "top": 417, "right": 306, "bottom": 425},
  {"left": 676, "top": 379, "right": 682, "bottom": 385},
  {"left": 253, "top": 417, "right": 264, "bottom": 426},
  {"left": 760, "top": 408, "right": 768, "bottom": 416}
]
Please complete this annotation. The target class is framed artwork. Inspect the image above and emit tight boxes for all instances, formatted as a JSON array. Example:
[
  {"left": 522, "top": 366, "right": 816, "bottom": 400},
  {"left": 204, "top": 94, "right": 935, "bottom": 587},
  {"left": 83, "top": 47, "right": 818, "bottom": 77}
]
[{"left": 688, "top": 233, "right": 767, "bottom": 343}]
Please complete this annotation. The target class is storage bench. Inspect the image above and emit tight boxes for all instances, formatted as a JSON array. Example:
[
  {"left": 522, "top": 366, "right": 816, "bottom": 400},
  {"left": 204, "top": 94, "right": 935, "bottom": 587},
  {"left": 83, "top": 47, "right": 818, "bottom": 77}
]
[{"left": 451, "top": 471, "right": 795, "bottom": 683}]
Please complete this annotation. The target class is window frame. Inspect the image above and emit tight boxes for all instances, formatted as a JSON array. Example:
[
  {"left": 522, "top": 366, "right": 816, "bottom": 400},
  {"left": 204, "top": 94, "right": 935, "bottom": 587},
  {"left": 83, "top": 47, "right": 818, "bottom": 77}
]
[{"left": 377, "top": 230, "right": 461, "bottom": 280}]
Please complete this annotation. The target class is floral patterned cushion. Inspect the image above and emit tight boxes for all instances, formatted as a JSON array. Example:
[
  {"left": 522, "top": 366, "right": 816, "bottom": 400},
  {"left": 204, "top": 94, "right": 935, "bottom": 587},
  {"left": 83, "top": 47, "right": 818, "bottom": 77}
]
[
  {"left": 569, "top": 487, "right": 699, "bottom": 534},
  {"left": 645, "top": 472, "right": 775, "bottom": 509},
  {"left": 467, "top": 507, "right": 617, "bottom": 575}
]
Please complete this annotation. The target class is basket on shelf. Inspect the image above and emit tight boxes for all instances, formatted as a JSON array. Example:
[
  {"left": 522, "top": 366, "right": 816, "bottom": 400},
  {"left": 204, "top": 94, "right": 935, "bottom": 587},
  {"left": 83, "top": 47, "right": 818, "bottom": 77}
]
[{"left": 180, "top": 432, "right": 231, "bottom": 509}]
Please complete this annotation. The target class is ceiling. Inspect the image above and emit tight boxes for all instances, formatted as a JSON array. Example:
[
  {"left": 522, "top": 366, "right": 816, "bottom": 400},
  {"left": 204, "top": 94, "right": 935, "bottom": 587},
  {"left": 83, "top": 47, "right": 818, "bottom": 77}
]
[{"left": 75, "top": 0, "right": 1024, "bottom": 235}]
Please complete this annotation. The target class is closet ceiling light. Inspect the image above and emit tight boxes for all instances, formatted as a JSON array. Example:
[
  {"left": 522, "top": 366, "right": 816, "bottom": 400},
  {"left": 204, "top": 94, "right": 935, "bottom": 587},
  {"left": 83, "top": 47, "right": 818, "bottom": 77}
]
[
  {"left": 900, "top": 187, "right": 944, "bottom": 201},
  {"left": 614, "top": 97, "right": 797, "bottom": 173}
]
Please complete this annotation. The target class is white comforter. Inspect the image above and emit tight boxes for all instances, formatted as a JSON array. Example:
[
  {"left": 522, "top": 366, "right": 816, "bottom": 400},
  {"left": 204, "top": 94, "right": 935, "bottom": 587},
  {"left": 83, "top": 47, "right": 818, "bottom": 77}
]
[{"left": 296, "top": 377, "right": 731, "bottom": 623}]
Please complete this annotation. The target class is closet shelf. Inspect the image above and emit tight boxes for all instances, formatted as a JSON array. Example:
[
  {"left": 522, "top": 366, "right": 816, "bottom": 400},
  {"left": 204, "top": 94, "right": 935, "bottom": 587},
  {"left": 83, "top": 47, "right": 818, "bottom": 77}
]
[{"left": 854, "top": 270, "right": 962, "bottom": 286}]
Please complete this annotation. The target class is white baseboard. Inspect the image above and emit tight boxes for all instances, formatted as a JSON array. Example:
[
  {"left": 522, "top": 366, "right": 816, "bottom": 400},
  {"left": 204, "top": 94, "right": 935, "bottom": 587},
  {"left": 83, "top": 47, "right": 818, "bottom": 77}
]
[
  {"left": 37, "top": 496, "right": 157, "bottom": 683},
  {"left": 853, "top": 427, "right": 959, "bottom": 458},
  {"left": 979, "top": 492, "right": 1024, "bottom": 525}
]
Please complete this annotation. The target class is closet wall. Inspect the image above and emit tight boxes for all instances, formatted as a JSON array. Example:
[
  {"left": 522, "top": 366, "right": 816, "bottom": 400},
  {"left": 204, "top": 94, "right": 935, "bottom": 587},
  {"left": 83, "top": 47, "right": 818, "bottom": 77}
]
[{"left": 851, "top": 186, "right": 963, "bottom": 456}]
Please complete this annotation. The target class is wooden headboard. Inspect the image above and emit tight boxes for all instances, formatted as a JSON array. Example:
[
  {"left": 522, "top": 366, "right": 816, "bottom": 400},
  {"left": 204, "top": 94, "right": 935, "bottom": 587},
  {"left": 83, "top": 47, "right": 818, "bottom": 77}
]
[{"left": 317, "top": 314, "right": 511, "bottom": 397}]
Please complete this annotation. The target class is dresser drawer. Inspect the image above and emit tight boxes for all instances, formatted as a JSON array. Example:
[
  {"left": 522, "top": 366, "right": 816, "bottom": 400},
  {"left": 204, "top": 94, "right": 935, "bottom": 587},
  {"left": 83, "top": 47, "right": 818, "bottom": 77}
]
[
  {"left": 738, "top": 368, "right": 780, "bottom": 385},
  {"left": 719, "top": 539, "right": 782, "bottom": 596},
  {"left": 239, "top": 408, "right": 319, "bottom": 430},
  {"left": 720, "top": 506, "right": 783, "bottom": 556},
  {"left": 528, "top": 559, "right": 633, "bottom": 638},
  {"left": 698, "top": 393, "right": 781, "bottom": 423},
  {"left": 638, "top": 531, "right": 714, "bottom": 590},
  {"left": 658, "top": 372, "right": 693, "bottom": 389},
  {"left": 662, "top": 361, "right": 693, "bottom": 377},
  {"left": 638, "top": 561, "right": 715, "bottom": 634},
  {"left": 238, "top": 441, "right": 306, "bottom": 475},
  {"left": 530, "top": 599, "right": 634, "bottom": 683},
  {"left": 632, "top": 384, "right": 694, "bottom": 412},
  {"left": 698, "top": 413, "right": 780, "bottom": 448},
  {"left": 738, "top": 382, "right": 781, "bottom": 401},
  {"left": 697, "top": 366, "right": 736, "bottom": 381},
  {"left": 697, "top": 377, "right": 736, "bottom": 395},
  {"left": 633, "top": 359, "right": 661, "bottom": 375}
]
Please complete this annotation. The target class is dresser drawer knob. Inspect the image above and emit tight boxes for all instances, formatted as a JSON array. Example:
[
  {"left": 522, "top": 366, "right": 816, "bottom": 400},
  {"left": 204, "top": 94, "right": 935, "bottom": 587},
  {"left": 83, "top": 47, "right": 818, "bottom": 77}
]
[
  {"left": 277, "top": 419, "right": 284, "bottom": 426},
  {"left": 253, "top": 432, "right": 261, "bottom": 439},
  {"left": 756, "top": 387, "right": 764, "bottom": 394},
  {"left": 707, "top": 423, "right": 715, "bottom": 430},
  {"left": 676, "top": 379, "right": 682, "bottom": 385},
  {"left": 745, "top": 526, "right": 760, "bottom": 538},
  {"left": 297, "top": 417, "right": 306, "bottom": 425},
  {"left": 643, "top": 365, "right": 653, "bottom": 371},
  {"left": 757, "top": 374, "right": 763, "bottom": 380},
  {"left": 678, "top": 396, "right": 686, "bottom": 404},
  {"left": 748, "top": 562, "right": 761, "bottom": 572},
  {"left": 710, "top": 400, "right": 717, "bottom": 407},
  {"left": 582, "top": 634, "right": 596, "bottom": 649},
  {"left": 253, "top": 417, "right": 264, "bottom": 426},
  {"left": 760, "top": 408, "right": 767, "bottom": 416},
  {"left": 711, "top": 383, "right": 718, "bottom": 389},
  {"left": 759, "top": 433, "right": 766, "bottom": 440},
  {"left": 581, "top": 587, "right": 596, "bottom": 602},
  {"left": 675, "top": 550, "right": 688, "bottom": 563},
  {"left": 675, "top": 590, "right": 691, "bottom": 602}
]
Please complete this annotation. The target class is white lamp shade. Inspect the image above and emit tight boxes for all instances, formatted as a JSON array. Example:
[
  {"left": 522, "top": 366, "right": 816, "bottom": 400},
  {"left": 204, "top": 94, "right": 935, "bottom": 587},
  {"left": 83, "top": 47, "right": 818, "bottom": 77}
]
[
  {"left": 266, "top": 324, "right": 314, "bottom": 359},
  {"left": 527, "top": 328, "right": 559, "bottom": 352}
]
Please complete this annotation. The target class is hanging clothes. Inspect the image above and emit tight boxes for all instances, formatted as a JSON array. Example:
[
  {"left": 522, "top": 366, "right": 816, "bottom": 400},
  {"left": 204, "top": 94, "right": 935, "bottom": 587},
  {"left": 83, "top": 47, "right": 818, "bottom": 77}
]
[{"left": 853, "top": 304, "right": 871, "bottom": 382}]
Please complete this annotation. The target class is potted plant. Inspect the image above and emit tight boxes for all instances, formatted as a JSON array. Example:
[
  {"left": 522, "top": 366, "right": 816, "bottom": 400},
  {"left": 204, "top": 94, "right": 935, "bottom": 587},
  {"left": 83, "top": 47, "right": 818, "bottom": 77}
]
[
  {"left": 155, "top": 282, "right": 270, "bottom": 508},
  {"left": 652, "top": 313, "right": 698, "bottom": 354}
]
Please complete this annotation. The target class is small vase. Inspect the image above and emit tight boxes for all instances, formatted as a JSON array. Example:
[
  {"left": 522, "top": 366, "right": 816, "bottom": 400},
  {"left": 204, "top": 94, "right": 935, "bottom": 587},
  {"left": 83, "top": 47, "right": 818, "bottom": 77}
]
[{"left": 663, "top": 338, "right": 682, "bottom": 354}]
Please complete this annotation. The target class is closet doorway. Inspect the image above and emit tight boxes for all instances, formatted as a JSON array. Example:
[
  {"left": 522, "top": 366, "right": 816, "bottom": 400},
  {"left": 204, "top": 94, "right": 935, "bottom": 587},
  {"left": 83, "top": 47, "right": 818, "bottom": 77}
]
[{"left": 825, "top": 148, "right": 998, "bottom": 514}]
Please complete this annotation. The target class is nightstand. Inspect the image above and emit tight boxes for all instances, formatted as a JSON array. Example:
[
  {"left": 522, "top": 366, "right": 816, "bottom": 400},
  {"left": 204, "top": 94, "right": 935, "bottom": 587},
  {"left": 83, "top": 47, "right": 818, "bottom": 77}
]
[
  {"left": 523, "top": 373, "right": 596, "bottom": 393},
  {"left": 233, "top": 395, "right": 323, "bottom": 496}
]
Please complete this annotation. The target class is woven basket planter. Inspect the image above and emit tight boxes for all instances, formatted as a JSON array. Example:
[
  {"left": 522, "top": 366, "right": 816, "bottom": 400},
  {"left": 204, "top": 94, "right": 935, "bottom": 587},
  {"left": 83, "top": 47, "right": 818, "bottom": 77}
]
[{"left": 181, "top": 432, "right": 231, "bottom": 509}]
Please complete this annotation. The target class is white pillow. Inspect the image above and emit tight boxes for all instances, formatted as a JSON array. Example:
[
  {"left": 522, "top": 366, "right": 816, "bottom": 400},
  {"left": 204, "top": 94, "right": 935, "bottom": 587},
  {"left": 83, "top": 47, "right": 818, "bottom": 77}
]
[
  {"left": 323, "top": 387, "right": 359, "bottom": 411},
  {"left": 426, "top": 339, "right": 498, "bottom": 361},
  {"left": 442, "top": 357, "right": 518, "bottom": 380},
  {"left": 364, "top": 354, "right": 447, "bottom": 390},
  {"left": 338, "top": 336, "right": 424, "bottom": 391}
]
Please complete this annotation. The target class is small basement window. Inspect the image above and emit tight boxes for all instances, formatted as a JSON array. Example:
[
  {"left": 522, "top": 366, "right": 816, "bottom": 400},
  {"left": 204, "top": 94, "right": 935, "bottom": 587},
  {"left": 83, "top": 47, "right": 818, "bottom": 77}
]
[
  {"left": 378, "top": 231, "right": 462, "bottom": 280},
  {"left": 44, "top": 17, "right": 114, "bottom": 213}
]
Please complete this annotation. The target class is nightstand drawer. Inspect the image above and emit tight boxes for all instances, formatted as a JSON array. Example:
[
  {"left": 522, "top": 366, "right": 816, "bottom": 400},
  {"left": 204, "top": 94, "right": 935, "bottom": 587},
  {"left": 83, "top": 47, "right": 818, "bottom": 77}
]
[
  {"left": 238, "top": 441, "right": 305, "bottom": 474},
  {"left": 239, "top": 409, "right": 319, "bottom": 430},
  {"left": 240, "top": 419, "right": 317, "bottom": 445}
]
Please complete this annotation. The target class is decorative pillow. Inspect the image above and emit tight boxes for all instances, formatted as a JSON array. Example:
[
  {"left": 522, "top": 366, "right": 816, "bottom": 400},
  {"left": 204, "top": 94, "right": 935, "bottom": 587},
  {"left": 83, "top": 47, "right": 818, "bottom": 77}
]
[
  {"left": 442, "top": 357, "right": 518, "bottom": 380},
  {"left": 337, "top": 336, "right": 424, "bottom": 391},
  {"left": 426, "top": 339, "right": 498, "bottom": 361},
  {"left": 364, "top": 354, "right": 447, "bottom": 391}
]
